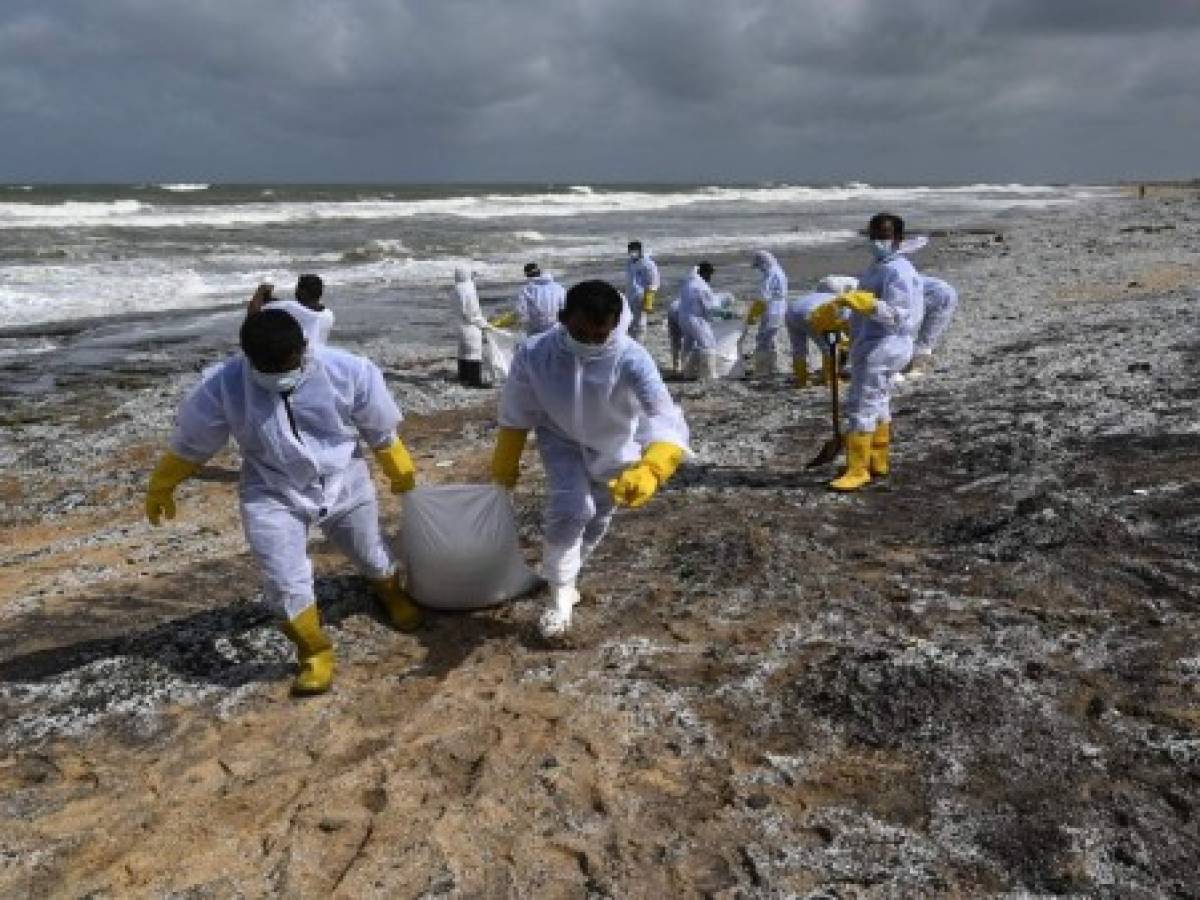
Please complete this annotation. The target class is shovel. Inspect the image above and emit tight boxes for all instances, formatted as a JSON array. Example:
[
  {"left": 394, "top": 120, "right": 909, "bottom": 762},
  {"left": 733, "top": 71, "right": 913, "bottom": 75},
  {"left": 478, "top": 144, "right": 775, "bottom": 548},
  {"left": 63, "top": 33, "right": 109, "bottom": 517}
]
[{"left": 806, "top": 331, "right": 844, "bottom": 468}]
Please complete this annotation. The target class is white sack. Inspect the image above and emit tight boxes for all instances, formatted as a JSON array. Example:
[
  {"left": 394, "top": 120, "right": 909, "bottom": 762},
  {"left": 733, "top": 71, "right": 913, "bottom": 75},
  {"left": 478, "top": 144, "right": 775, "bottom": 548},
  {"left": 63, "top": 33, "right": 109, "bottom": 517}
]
[
  {"left": 483, "top": 328, "right": 519, "bottom": 381},
  {"left": 400, "top": 484, "right": 538, "bottom": 610}
]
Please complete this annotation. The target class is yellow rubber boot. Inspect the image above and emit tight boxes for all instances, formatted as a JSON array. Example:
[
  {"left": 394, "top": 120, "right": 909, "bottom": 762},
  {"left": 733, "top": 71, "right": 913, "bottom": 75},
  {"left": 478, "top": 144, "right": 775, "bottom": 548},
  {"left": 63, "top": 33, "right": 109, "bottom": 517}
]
[
  {"left": 371, "top": 572, "right": 422, "bottom": 631},
  {"left": 280, "top": 605, "right": 335, "bottom": 696},
  {"left": 830, "top": 432, "right": 873, "bottom": 492},
  {"left": 870, "top": 421, "right": 891, "bottom": 477},
  {"left": 792, "top": 358, "right": 809, "bottom": 388}
]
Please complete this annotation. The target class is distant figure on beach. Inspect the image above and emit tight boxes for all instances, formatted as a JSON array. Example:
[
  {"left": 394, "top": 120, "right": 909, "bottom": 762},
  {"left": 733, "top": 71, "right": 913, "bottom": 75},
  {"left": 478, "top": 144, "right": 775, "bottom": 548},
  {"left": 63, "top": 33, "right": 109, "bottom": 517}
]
[
  {"left": 677, "top": 261, "right": 724, "bottom": 381},
  {"left": 906, "top": 275, "right": 959, "bottom": 376},
  {"left": 452, "top": 266, "right": 490, "bottom": 388},
  {"left": 144, "top": 309, "right": 423, "bottom": 696},
  {"left": 511, "top": 262, "right": 567, "bottom": 337},
  {"left": 624, "top": 240, "right": 660, "bottom": 341},
  {"left": 666, "top": 291, "right": 684, "bottom": 374},
  {"left": 247, "top": 274, "right": 334, "bottom": 345},
  {"left": 745, "top": 249, "right": 789, "bottom": 377},
  {"left": 814, "top": 213, "right": 923, "bottom": 491},
  {"left": 490, "top": 280, "right": 690, "bottom": 637}
]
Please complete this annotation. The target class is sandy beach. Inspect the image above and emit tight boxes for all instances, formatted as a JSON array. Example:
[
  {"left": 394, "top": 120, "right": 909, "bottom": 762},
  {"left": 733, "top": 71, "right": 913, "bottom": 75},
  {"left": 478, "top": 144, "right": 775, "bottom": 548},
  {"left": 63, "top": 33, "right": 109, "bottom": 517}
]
[{"left": 2, "top": 191, "right": 1199, "bottom": 895}]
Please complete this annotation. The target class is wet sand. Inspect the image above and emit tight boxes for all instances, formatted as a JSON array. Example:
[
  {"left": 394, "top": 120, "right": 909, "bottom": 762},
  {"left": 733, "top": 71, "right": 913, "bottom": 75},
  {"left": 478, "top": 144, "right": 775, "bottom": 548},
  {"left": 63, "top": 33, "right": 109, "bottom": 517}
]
[{"left": 1, "top": 194, "right": 1199, "bottom": 896}]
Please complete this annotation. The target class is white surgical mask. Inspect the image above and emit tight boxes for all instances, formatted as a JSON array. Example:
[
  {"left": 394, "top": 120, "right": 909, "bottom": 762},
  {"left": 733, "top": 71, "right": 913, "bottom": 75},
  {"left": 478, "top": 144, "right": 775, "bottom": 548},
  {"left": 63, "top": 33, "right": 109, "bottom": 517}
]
[
  {"left": 251, "top": 353, "right": 309, "bottom": 393},
  {"left": 870, "top": 238, "right": 896, "bottom": 261},
  {"left": 561, "top": 330, "right": 615, "bottom": 360},
  {"left": 628, "top": 252, "right": 640, "bottom": 261}
]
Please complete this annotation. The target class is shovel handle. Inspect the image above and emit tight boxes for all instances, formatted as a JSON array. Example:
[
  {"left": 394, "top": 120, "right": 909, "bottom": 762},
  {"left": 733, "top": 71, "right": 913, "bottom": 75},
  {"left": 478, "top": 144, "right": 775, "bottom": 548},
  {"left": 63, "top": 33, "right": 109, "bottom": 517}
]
[{"left": 823, "top": 331, "right": 841, "bottom": 439}]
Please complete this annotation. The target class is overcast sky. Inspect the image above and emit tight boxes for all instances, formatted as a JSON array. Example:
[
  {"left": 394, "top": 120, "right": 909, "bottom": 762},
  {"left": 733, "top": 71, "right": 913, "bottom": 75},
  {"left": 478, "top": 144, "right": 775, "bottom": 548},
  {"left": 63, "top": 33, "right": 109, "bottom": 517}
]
[{"left": 1, "top": 0, "right": 1197, "bottom": 183}]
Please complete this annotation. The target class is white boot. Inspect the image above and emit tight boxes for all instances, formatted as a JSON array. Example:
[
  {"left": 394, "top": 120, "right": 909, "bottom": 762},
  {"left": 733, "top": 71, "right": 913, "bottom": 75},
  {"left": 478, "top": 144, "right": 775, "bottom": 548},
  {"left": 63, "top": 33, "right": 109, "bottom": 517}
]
[{"left": 539, "top": 583, "right": 580, "bottom": 638}]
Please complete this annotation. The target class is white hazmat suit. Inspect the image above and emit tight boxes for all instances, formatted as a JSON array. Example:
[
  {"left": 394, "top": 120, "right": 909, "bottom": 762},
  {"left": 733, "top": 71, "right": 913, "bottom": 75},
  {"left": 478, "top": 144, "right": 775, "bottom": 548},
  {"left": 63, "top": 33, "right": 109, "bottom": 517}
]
[
  {"left": 454, "top": 267, "right": 487, "bottom": 362},
  {"left": 168, "top": 346, "right": 402, "bottom": 619},
  {"left": 751, "top": 251, "right": 788, "bottom": 374},
  {"left": 516, "top": 273, "right": 567, "bottom": 337},
  {"left": 499, "top": 326, "right": 690, "bottom": 597},
  {"left": 624, "top": 251, "right": 660, "bottom": 341},
  {"left": 846, "top": 252, "right": 924, "bottom": 432},
  {"left": 914, "top": 275, "right": 959, "bottom": 358},
  {"left": 677, "top": 269, "right": 722, "bottom": 380},
  {"left": 785, "top": 291, "right": 838, "bottom": 373}
]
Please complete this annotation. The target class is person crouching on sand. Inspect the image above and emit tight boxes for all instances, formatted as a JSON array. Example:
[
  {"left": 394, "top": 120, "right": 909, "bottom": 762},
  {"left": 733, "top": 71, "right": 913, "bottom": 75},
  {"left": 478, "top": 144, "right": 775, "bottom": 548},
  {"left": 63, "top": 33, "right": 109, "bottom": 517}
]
[
  {"left": 489, "top": 279, "right": 691, "bottom": 637},
  {"left": 144, "top": 308, "right": 422, "bottom": 696}
]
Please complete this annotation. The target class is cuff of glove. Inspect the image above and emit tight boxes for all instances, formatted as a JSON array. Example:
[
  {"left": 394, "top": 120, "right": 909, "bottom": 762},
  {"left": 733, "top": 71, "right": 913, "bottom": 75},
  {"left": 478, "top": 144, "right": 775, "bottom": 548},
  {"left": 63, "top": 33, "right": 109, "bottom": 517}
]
[{"left": 640, "top": 442, "right": 684, "bottom": 484}]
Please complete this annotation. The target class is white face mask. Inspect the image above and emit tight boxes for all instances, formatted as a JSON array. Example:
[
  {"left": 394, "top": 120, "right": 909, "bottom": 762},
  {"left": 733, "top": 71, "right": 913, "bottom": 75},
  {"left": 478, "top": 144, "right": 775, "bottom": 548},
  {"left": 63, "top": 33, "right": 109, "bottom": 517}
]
[
  {"left": 628, "top": 252, "right": 641, "bottom": 261},
  {"left": 251, "top": 353, "right": 309, "bottom": 393},
  {"left": 561, "top": 329, "right": 615, "bottom": 360},
  {"left": 870, "top": 238, "right": 896, "bottom": 261}
]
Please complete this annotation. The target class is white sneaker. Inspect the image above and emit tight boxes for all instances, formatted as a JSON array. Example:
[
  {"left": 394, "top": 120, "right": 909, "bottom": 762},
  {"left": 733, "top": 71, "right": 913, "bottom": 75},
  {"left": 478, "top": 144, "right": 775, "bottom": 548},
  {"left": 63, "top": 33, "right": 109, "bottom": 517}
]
[{"left": 539, "top": 585, "right": 579, "bottom": 638}]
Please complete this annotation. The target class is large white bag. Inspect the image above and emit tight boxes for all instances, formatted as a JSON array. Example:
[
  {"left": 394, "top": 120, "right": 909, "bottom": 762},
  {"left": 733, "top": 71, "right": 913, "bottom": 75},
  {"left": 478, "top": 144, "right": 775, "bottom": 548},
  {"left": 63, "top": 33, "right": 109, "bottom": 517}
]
[
  {"left": 400, "top": 484, "right": 539, "bottom": 610},
  {"left": 482, "top": 328, "right": 519, "bottom": 381}
]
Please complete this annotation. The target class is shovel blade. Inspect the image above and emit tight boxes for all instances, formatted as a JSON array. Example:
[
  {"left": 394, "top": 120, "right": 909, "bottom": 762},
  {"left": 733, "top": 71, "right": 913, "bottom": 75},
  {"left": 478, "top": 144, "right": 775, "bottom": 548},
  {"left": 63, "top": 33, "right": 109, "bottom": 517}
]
[{"left": 806, "top": 436, "right": 843, "bottom": 468}]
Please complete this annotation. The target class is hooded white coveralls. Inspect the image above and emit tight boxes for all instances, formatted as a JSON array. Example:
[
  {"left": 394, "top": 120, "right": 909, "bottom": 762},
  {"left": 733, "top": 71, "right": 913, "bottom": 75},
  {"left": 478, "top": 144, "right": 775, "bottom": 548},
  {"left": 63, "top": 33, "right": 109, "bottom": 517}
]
[
  {"left": 666, "top": 297, "right": 683, "bottom": 368},
  {"left": 263, "top": 298, "right": 334, "bottom": 346},
  {"left": 914, "top": 276, "right": 958, "bottom": 357},
  {"left": 785, "top": 291, "right": 837, "bottom": 372},
  {"left": 751, "top": 251, "right": 789, "bottom": 371},
  {"left": 516, "top": 273, "right": 567, "bottom": 337},
  {"left": 498, "top": 326, "right": 690, "bottom": 589},
  {"left": 846, "top": 252, "right": 924, "bottom": 433},
  {"left": 454, "top": 268, "right": 488, "bottom": 362},
  {"left": 677, "top": 270, "right": 722, "bottom": 380},
  {"left": 624, "top": 252, "right": 660, "bottom": 341},
  {"left": 168, "top": 346, "right": 402, "bottom": 620}
]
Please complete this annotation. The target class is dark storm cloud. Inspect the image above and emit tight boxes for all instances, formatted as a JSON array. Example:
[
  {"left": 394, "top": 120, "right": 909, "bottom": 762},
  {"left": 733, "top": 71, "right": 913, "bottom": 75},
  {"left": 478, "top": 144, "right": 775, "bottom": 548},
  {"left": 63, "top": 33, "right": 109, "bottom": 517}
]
[{"left": 0, "top": 0, "right": 1197, "bottom": 182}]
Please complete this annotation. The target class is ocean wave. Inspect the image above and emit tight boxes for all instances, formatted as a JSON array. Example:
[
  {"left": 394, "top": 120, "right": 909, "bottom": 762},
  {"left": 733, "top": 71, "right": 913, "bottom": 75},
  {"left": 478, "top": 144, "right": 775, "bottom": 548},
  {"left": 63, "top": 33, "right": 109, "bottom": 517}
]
[
  {"left": 157, "top": 183, "right": 211, "bottom": 192},
  {"left": 340, "top": 238, "right": 411, "bottom": 262},
  {"left": 0, "top": 184, "right": 1115, "bottom": 231},
  {"left": 512, "top": 230, "right": 545, "bottom": 242}
]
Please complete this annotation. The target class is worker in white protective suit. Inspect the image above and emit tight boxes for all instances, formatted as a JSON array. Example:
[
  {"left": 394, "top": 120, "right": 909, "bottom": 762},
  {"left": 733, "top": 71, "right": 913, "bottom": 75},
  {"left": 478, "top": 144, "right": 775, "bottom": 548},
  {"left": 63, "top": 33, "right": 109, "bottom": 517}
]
[
  {"left": 666, "top": 293, "right": 684, "bottom": 374},
  {"left": 247, "top": 274, "right": 335, "bottom": 346},
  {"left": 785, "top": 290, "right": 837, "bottom": 387},
  {"left": 784, "top": 275, "right": 858, "bottom": 387},
  {"left": 506, "top": 262, "right": 567, "bottom": 337},
  {"left": 453, "top": 266, "right": 490, "bottom": 387},
  {"left": 906, "top": 275, "right": 958, "bottom": 376},
  {"left": 812, "top": 213, "right": 923, "bottom": 491},
  {"left": 490, "top": 279, "right": 690, "bottom": 638},
  {"left": 677, "top": 261, "right": 724, "bottom": 381},
  {"left": 144, "top": 309, "right": 423, "bottom": 696},
  {"left": 745, "top": 250, "right": 789, "bottom": 376},
  {"left": 624, "top": 240, "right": 660, "bottom": 341}
]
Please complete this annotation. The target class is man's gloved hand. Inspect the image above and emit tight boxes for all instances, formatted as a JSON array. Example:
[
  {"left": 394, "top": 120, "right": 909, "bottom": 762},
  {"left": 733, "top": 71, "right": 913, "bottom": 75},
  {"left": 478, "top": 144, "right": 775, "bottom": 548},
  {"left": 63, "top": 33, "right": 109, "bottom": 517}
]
[
  {"left": 835, "top": 290, "right": 878, "bottom": 315},
  {"left": 491, "top": 427, "right": 529, "bottom": 489},
  {"left": 609, "top": 441, "right": 685, "bottom": 509},
  {"left": 145, "top": 451, "right": 201, "bottom": 525},
  {"left": 373, "top": 437, "right": 417, "bottom": 493},
  {"left": 489, "top": 310, "right": 518, "bottom": 329},
  {"left": 641, "top": 289, "right": 657, "bottom": 313}
]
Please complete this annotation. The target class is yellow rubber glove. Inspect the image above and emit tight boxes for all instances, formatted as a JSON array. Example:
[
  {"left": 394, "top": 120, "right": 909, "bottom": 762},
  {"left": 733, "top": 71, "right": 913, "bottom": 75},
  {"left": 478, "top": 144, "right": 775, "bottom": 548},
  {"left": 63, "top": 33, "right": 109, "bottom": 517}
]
[
  {"left": 746, "top": 299, "right": 766, "bottom": 325},
  {"left": 836, "top": 290, "right": 878, "bottom": 315},
  {"left": 489, "top": 310, "right": 518, "bottom": 328},
  {"left": 491, "top": 427, "right": 528, "bottom": 489},
  {"left": 373, "top": 437, "right": 417, "bottom": 493},
  {"left": 609, "top": 441, "right": 684, "bottom": 509},
  {"left": 145, "top": 451, "right": 201, "bottom": 525},
  {"left": 641, "top": 289, "right": 657, "bottom": 313},
  {"left": 809, "top": 300, "right": 846, "bottom": 335}
]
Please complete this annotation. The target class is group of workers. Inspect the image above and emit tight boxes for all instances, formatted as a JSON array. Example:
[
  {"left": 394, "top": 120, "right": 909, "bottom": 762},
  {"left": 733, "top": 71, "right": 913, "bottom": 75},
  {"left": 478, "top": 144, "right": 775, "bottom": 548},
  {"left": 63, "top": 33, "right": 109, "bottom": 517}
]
[{"left": 143, "top": 212, "right": 957, "bottom": 696}]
